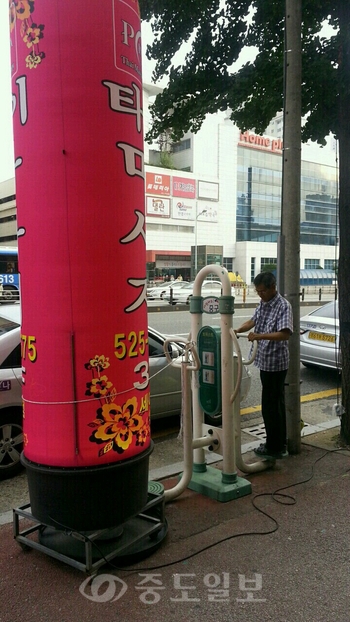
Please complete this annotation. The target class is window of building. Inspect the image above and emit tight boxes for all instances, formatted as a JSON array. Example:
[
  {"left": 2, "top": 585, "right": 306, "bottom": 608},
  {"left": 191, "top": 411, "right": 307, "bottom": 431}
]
[
  {"left": 0, "top": 215, "right": 16, "bottom": 224},
  {"left": 236, "top": 147, "right": 338, "bottom": 246},
  {"left": 172, "top": 139, "right": 191, "bottom": 153},
  {"left": 304, "top": 259, "right": 320, "bottom": 269},
  {"left": 0, "top": 235, "right": 17, "bottom": 243},
  {"left": 261, "top": 257, "right": 277, "bottom": 270},
  {"left": 324, "top": 259, "right": 338, "bottom": 271},
  {"left": 0, "top": 194, "right": 15, "bottom": 205},
  {"left": 223, "top": 257, "right": 233, "bottom": 272},
  {"left": 146, "top": 223, "right": 193, "bottom": 234},
  {"left": 250, "top": 257, "right": 255, "bottom": 284}
]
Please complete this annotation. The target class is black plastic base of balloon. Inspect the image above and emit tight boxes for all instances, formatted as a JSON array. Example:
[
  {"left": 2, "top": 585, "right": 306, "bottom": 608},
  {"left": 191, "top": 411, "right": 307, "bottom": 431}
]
[
  {"left": 13, "top": 482, "right": 167, "bottom": 574},
  {"left": 21, "top": 443, "right": 154, "bottom": 532}
]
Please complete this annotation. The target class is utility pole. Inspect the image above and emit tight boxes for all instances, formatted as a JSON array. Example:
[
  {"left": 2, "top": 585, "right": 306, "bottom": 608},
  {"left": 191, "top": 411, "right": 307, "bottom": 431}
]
[
  {"left": 279, "top": 0, "right": 302, "bottom": 454},
  {"left": 194, "top": 209, "right": 207, "bottom": 276}
]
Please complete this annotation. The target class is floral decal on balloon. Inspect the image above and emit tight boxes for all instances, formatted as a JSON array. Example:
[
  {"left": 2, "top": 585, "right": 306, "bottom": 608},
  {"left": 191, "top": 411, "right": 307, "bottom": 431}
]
[
  {"left": 86, "top": 354, "right": 150, "bottom": 457},
  {"left": 9, "top": 0, "right": 45, "bottom": 69}
]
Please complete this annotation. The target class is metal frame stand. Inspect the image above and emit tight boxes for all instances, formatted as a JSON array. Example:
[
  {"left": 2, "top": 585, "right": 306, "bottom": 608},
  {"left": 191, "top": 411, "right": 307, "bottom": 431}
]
[
  {"left": 186, "top": 265, "right": 252, "bottom": 501},
  {"left": 161, "top": 265, "right": 273, "bottom": 504},
  {"left": 13, "top": 484, "right": 167, "bottom": 575}
]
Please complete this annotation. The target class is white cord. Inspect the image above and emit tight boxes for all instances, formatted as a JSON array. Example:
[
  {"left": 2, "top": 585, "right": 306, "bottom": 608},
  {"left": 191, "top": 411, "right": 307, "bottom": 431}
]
[{"left": 22, "top": 354, "right": 184, "bottom": 406}]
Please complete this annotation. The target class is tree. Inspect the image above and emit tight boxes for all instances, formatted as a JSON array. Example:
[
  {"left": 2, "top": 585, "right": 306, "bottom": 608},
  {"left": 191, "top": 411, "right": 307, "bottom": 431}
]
[{"left": 139, "top": 0, "right": 350, "bottom": 445}]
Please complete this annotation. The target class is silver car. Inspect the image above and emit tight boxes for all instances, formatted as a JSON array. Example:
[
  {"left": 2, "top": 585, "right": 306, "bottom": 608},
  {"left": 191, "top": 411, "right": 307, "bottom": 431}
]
[{"left": 300, "top": 300, "right": 340, "bottom": 370}]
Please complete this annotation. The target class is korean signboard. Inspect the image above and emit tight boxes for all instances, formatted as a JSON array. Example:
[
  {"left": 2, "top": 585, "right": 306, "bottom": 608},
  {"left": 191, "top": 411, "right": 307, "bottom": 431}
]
[
  {"left": 146, "top": 196, "right": 171, "bottom": 217},
  {"left": 172, "top": 176, "right": 196, "bottom": 199},
  {"left": 146, "top": 172, "right": 171, "bottom": 196}
]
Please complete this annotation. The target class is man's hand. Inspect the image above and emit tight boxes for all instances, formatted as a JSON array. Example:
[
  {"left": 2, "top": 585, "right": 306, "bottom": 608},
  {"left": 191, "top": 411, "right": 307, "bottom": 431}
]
[
  {"left": 234, "top": 319, "right": 255, "bottom": 335},
  {"left": 248, "top": 329, "right": 290, "bottom": 342},
  {"left": 247, "top": 332, "right": 259, "bottom": 342}
]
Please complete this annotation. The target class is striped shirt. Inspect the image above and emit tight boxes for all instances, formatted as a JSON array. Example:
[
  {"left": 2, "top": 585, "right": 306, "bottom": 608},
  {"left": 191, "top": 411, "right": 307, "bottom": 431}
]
[{"left": 251, "top": 292, "right": 293, "bottom": 372}]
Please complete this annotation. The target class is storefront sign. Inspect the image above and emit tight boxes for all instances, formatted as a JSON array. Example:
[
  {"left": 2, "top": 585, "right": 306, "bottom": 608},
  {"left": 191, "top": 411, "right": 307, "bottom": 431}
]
[
  {"left": 198, "top": 180, "right": 219, "bottom": 201},
  {"left": 156, "top": 259, "right": 190, "bottom": 268},
  {"left": 172, "top": 176, "right": 196, "bottom": 198},
  {"left": 146, "top": 196, "right": 171, "bottom": 217},
  {"left": 172, "top": 199, "right": 195, "bottom": 220},
  {"left": 197, "top": 201, "right": 218, "bottom": 223},
  {"left": 239, "top": 131, "right": 283, "bottom": 153},
  {"left": 146, "top": 172, "right": 171, "bottom": 196}
]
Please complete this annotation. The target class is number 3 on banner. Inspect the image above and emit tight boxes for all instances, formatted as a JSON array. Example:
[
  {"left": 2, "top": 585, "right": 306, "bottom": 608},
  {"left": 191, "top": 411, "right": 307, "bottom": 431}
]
[{"left": 133, "top": 361, "right": 149, "bottom": 390}]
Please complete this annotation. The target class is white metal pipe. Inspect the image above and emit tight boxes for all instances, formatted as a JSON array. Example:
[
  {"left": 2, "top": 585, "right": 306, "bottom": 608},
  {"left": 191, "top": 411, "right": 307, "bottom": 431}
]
[
  {"left": 190, "top": 312, "right": 206, "bottom": 467},
  {"left": 164, "top": 358, "right": 194, "bottom": 502},
  {"left": 192, "top": 435, "right": 215, "bottom": 449},
  {"left": 221, "top": 308, "right": 236, "bottom": 475},
  {"left": 230, "top": 331, "right": 272, "bottom": 473},
  {"left": 194, "top": 266, "right": 236, "bottom": 476},
  {"left": 192, "top": 265, "right": 230, "bottom": 296},
  {"left": 234, "top": 393, "right": 271, "bottom": 473}
]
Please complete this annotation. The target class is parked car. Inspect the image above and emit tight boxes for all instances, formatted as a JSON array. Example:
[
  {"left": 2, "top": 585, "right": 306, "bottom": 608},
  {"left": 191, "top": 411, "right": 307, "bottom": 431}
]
[
  {"left": 165, "top": 280, "right": 223, "bottom": 305},
  {"left": 0, "top": 306, "right": 251, "bottom": 479},
  {"left": 300, "top": 300, "right": 340, "bottom": 370},
  {"left": 147, "top": 280, "right": 189, "bottom": 300},
  {"left": 0, "top": 304, "right": 22, "bottom": 480}
]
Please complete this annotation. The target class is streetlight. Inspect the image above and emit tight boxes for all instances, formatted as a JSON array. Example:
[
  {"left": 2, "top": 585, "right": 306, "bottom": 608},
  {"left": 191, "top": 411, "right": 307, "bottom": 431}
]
[{"left": 194, "top": 209, "right": 207, "bottom": 276}]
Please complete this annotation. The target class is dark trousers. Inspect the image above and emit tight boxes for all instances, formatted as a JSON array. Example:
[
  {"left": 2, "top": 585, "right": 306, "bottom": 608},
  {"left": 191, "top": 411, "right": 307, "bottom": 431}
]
[{"left": 260, "top": 369, "right": 287, "bottom": 452}]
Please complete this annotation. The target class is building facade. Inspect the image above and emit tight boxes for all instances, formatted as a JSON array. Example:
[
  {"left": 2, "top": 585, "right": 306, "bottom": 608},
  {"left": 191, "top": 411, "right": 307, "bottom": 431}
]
[
  {"left": 0, "top": 178, "right": 17, "bottom": 245},
  {"left": 1, "top": 86, "right": 339, "bottom": 283}
]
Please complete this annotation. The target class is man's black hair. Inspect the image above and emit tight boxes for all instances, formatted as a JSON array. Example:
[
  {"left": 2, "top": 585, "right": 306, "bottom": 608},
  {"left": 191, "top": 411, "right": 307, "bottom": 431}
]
[{"left": 253, "top": 272, "right": 276, "bottom": 289}]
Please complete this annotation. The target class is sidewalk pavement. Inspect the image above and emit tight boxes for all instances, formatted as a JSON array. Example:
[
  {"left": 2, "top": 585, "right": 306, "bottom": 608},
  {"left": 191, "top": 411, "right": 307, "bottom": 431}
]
[{"left": 1, "top": 395, "right": 349, "bottom": 622}]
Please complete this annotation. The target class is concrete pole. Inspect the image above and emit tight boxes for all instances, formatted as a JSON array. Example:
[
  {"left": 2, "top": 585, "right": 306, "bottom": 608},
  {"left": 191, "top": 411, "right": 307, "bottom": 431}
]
[
  {"left": 281, "top": 0, "right": 302, "bottom": 454},
  {"left": 194, "top": 209, "right": 207, "bottom": 276},
  {"left": 194, "top": 213, "right": 199, "bottom": 276}
]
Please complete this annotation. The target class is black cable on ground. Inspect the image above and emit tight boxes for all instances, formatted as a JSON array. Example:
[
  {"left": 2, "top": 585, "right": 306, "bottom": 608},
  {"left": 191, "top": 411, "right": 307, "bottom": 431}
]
[{"left": 82, "top": 446, "right": 349, "bottom": 575}]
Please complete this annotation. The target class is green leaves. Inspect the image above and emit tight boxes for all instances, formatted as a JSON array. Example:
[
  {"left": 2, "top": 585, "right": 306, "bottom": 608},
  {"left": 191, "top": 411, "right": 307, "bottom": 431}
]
[{"left": 139, "top": 0, "right": 341, "bottom": 145}]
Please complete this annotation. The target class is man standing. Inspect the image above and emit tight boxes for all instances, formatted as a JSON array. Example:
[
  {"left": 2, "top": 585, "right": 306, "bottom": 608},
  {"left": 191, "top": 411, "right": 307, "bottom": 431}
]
[{"left": 235, "top": 272, "right": 293, "bottom": 459}]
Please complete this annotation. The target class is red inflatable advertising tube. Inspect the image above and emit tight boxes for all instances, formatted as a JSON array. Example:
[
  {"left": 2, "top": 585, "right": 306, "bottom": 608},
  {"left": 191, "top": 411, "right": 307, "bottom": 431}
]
[{"left": 10, "top": 0, "right": 151, "bottom": 530}]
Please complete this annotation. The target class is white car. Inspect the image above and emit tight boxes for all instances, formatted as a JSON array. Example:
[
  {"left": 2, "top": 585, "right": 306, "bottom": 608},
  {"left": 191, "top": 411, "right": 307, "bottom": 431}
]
[
  {"left": 165, "top": 280, "right": 223, "bottom": 305},
  {"left": 300, "top": 300, "right": 340, "bottom": 369},
  {"left": 0, "top": 304, "right": 23, "bottom": 479}
]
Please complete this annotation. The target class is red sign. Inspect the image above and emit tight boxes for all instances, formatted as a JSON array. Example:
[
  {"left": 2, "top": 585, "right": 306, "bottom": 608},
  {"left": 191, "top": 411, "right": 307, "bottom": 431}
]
[
  {"left": 146, "top": 172, "right": 171, "bottom": 196},
  {"left": 11, "top": 0, "right": 150, "bottom": 468},
  {"left": 239, "top": 131, "right": 283, "bottom": 153},
  {"left": 172, "top": 176, "right": 196, "bottom": 199}
]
